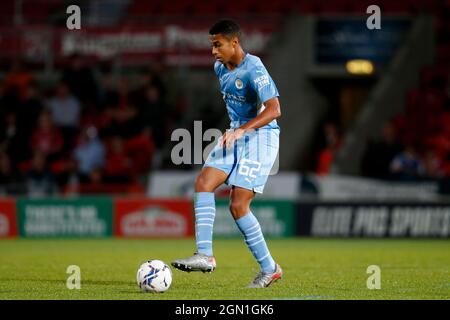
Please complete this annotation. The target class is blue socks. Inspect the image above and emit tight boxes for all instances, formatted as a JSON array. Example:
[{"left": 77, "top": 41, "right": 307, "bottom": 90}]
[
  {"left": 194, "top": 192, "right": 215, "bottom": 256},
  {"left": 194, "top": 192, "right": 275, "bottom": 273},
  {"left": 235, "top": 211, "right": 276, "bottom": 273}
]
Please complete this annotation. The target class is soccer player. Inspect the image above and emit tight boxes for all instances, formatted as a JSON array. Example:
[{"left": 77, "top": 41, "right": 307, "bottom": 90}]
[{"left": 172, "top": 19, "right": 282, "bottom": 288}]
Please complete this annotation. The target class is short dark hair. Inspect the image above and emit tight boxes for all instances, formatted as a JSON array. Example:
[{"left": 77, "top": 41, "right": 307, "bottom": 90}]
[{"left": 209, "top": 19, "right": 242, "bottom": 41}]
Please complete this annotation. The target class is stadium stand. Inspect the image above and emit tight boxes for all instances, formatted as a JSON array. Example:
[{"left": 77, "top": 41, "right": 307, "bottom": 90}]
[{"left": 0, "top": 0, "right": 448, "bottom": 196}]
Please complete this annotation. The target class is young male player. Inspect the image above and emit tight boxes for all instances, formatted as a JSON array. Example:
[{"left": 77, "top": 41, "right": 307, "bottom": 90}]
[{"left": 172, "top": 19, "right": 282, "bottom": 288}]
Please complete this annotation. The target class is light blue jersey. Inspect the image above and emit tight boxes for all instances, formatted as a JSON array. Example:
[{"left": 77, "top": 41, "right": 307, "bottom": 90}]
[
  {"left": 204, "top": 53, "right": 280, "bottom": 194},
  {"left": 214, "top": 53, "right": 280, "bottom": 130}
]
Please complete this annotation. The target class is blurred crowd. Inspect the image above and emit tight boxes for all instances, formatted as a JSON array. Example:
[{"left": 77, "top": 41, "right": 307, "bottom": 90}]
[
  {"left": 314, "top": 0, "right": 449, "bottom": 181},
  {"left": 1, "top": 0, "right": 449, "bottom": 196},
  {"left": 315, "top": 65, "right": 449, "bottom": 181},
  {"left": 0, "top": 54, "right": 183, "bottom": 196},
  {"left": 361, "top": 64, "right": 450, "bottom": 181}
]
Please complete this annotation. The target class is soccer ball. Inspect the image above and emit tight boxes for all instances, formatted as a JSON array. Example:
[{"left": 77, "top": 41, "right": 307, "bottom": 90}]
[{"left": 136, "top": 260, "right": 172, "bottom": 293}]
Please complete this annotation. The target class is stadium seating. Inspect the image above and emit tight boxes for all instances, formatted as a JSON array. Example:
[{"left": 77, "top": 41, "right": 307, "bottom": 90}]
[{"left": 0, "top": 0, "right": 448, "bottom": 195}]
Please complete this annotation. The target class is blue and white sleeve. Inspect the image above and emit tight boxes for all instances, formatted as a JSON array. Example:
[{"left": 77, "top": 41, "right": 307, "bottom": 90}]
[{"left": 248, "top": 66, "right": 279, "bottom": 104}]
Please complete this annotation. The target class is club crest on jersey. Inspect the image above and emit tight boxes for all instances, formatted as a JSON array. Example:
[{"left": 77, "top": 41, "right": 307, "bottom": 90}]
[{"left": 235, "top": 79, "right": 243, "bottom": 89}]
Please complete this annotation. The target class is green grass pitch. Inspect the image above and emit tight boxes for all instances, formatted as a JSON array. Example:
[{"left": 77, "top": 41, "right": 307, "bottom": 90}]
[{"left": 0, "top": 238, "right": 449, "bottom": 300}]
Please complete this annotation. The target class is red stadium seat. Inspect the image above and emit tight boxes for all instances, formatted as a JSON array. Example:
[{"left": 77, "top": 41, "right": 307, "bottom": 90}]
[
  {"left": 22, "top": 0, "right": 62, "bottom": 24},
  {"left": 254, "top": 1, "right": 286, "bottom": 14},
  {"left": 405, "top": 89, "right": 421, "bottom": 114},
  {"left": 349, "top": 0, "right": 379, "bottom": 14},
  {"left": 316, "top": 0, "right": 353, "bottom": 14},
  {"left": 436, "top": 44, "right": 450, "bottom": 66},
  {"left": 293, "top": 0, "right": 318, "bottom": 14},
  {"left": 438, "top": 112, "right": 450, "bottom": 137},
  {"left": 191, "top": 1, "right": 220, "bottom": 16},
  {"left": 380, "top": 0, "right": 411, "bottom": 14},
  {"left": 159, "top": 0, "right": 191, "bottom": 15},
  {"left": 218, "top": 0, "right": 253, "bottom": 14},
  {"left": 0, "top": 1, "right": 14, "bottom": 14},
  {"left": 348, "top": 0, "right": 414, "bottom": 15},
  {"left": 424, "top": 134, "right": 450, "bottom": 158},
  {"left": 128, "top": 0, "right": 163, "bottom": 15}
]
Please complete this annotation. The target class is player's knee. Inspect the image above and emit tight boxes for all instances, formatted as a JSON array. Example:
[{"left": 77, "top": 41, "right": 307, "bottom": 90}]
[
  {"left": 195, "top": 174, "right": 212, "bottom": 192},
  {"left": 229, "top": 200, "right": 250, "bottom": 218}
]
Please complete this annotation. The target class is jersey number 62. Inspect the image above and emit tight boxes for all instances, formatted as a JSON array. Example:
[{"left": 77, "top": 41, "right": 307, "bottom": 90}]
[{"left": 238, "top": 159, "right": 261, "bottom": 179}]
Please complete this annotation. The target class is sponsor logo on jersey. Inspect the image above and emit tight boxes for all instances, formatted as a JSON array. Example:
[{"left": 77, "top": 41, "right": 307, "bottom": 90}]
[
  {"left": 254, "top": 75, "right": 270, "bottom": 90},
  {"left": 221, "top": 91, "right": 246, "bottom": 103}
]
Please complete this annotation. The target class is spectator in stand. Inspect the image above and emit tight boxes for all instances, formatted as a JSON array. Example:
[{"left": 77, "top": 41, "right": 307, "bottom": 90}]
[
  {"left": 98, "top": 70, "right": 120, "bottom": 111},
  {"left": 25, "top": 151, "right": 57, "bottom": 197},
  {"left": 361, "top": 121, "right": 403, "bottom": 179},
  {"left": 2, "top": 59, "right": 35, "bottom": 101},
  {"left": 30, "top": 110, "right": 64, "bottom": 162},
  {"left": 73, "top": 126, "right": 106, "bottom": 183},
  {"left": 46, "top": 81, "right": 81, "bottom": 151},
  {"left": 422, "top": 150, "right": 443, "bottom": 179},
  {"left": 0, "top": 152, "right": 23, "bottom": 195},
  {"left": 16, "top": 81, "right": 44, "bottom": 145},
  {"left": 147, "top": 62, "right": 168, "bottom": 101},
  {"left": 112, "top": 76, "right": 131, "bottom": 109},
  {"left": 0, "top": 64, "right": 42, "bottom": 164},
  {"left": 138, "top": 84, "right": 168, "bottom": 150},
  {"left": 103, "top": 135, "right": 132, "bottom": 183},
  {"left": 0, "top": 153, "right": 14, "bottom": 184},
  {"left": 390, "top": 145, "right": 425, "bottom": 180},
  {"left": 101, "top": 77, "right": 142, "bottom": 139},
  {"left": 89, "top": 167, "right": 104, "bottom": 185},
  {"left": 61, "top": 53, "right": 98, "bottom": 106},
  {"left": 108, "top": 105, "right": 142, "bottom": 136},
  {"left": 125, "top": 126, "right": 155, "bottom": 174},
  {"left": 0, "top": 111, "right": 27, "bottom": 164},
  {"left": 0, "top": 85, "right": 8, "bottom": 120},
  {"left": 316, "top": 122, "right": 342, "bottom": 175},
  {"left": 131, "top": 65, "right": 168, "bottom": 108}
]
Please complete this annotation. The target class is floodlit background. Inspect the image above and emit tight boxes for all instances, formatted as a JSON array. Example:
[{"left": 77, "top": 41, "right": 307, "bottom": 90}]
[{"left": 0, "top": 0, "right": 449, "bottom": 300}]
